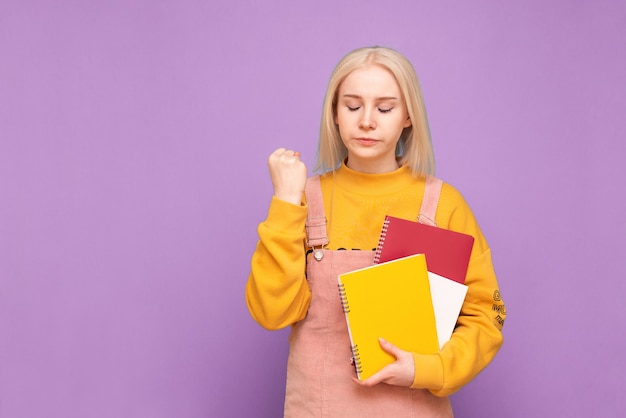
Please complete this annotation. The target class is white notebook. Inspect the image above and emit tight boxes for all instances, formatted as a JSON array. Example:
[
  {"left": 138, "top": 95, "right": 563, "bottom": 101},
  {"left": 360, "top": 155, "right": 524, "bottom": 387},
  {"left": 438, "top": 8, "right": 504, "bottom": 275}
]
[{"left": 428, "top": 272, "right": 469, "bottom": 349}]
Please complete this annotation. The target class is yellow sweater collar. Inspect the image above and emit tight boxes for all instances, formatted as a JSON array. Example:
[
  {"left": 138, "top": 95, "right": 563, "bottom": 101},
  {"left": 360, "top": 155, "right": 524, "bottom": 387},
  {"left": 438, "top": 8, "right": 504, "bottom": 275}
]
[{"left": 326, "top": 162, "right": 418, "bottom": 196}]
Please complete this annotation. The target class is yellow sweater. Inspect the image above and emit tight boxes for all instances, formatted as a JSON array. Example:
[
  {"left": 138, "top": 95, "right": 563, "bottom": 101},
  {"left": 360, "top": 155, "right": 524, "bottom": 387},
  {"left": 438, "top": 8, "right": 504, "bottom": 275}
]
[{"left": 246, "top": 163, "right": 505, "bottom": 397}]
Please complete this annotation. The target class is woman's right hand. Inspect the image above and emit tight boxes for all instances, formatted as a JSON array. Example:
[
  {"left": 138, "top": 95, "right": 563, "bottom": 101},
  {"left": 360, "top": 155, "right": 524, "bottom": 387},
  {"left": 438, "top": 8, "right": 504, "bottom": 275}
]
[{"left": 268, "top": 148, "right": 308, "bottom": 206}]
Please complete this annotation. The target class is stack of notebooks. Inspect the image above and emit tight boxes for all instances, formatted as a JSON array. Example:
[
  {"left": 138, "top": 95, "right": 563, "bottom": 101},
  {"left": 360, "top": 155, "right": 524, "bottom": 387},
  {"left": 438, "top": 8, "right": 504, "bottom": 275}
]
[{"left": 338, "top": 216, "right": 474, "bottom": 381}]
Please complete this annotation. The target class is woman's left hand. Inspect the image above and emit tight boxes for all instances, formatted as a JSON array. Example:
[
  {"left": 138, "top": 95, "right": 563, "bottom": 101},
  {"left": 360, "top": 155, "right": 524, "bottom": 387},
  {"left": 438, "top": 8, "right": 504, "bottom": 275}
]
[{"left": 353, "top": 337, "right": 415, "bottom": 387}]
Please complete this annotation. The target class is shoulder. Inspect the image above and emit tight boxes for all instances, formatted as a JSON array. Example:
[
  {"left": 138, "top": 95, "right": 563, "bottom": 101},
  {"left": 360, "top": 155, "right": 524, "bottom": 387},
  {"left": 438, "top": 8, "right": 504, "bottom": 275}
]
[
  {"left": 439, "top": 180, "right": 468, "bottom": 207},
  {"left": 436, "top": 179, "right": 478, "bottom": 232}
]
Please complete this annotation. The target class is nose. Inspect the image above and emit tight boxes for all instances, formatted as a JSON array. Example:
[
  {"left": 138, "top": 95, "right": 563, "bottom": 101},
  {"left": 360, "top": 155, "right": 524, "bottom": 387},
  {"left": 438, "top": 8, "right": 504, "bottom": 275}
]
[{"left": 359, "top": 111, "right": 376, "bottom": 130}]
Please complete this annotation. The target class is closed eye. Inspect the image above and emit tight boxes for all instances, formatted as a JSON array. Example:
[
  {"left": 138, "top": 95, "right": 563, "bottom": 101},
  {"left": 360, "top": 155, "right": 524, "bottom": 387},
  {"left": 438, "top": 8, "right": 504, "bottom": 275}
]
[
  {"left": 378, "top": 107, "right": 393, "bottom": 113},
  {"left": 347, "top": 106, "right": 361, "bottom": 111}
]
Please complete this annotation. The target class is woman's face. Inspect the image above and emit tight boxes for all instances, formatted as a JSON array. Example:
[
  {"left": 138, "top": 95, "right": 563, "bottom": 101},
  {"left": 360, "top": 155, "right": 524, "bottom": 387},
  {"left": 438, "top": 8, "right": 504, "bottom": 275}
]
[{"left": 335, "top": 64, "right": 411, "bottom": 174}]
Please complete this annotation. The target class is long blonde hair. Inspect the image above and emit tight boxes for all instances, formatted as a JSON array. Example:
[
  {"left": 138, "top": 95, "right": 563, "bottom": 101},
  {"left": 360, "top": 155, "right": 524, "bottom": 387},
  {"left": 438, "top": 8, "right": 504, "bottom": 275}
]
[{"left": 314, "top": 46, "right": 435, "bottom": 177}]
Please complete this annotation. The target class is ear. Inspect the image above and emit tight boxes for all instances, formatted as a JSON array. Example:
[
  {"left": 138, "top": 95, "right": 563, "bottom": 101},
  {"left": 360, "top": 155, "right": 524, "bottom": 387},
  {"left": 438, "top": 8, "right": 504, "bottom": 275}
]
[{"left": 404, "top": 116, "right": 412, "bottom": 128}]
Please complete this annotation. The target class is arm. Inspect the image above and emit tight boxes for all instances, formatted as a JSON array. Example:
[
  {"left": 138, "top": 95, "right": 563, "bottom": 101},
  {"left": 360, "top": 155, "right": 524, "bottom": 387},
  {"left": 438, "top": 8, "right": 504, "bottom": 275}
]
[
  {"left": 410, "top": 246, "right": 504, "bottom": 396},
  {"left": 245, "top": 148, "right": 311, "bottom": 330},
  {"left": 246, "top": 197, "right": 311, "bottom": 330}
]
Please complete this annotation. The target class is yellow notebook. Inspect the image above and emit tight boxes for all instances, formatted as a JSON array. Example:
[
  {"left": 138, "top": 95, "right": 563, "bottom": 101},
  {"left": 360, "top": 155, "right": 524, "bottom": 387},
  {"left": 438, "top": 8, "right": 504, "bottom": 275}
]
[{"left": 338, "top": 254, "right": 439, "bottom": 381}]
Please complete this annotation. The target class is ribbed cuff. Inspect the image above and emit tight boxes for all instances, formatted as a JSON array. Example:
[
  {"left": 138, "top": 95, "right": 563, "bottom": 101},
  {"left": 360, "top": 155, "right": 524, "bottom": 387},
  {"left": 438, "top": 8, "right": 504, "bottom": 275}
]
[
  {"left": 264, "top": 196, "right": 307, "bottom": 232},
  {"left": 411, "top": 353, "right": 444, "bottom": 391}
]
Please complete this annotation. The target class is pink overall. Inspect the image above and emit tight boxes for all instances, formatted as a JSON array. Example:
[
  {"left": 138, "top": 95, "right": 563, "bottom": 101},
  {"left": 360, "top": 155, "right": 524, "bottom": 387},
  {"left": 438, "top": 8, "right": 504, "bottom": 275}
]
[{"left": 283, "top": 176, "right": 453, "bottom": 417}]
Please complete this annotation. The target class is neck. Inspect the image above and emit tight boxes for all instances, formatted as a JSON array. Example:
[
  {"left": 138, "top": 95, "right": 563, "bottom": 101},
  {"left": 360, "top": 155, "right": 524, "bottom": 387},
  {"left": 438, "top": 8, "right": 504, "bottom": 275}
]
[
  {"left": 345, "top": 157, "right": 400, "bottom": 174},
  {"left": 330, "top": 163, "right": 416, "bottom": 197}
]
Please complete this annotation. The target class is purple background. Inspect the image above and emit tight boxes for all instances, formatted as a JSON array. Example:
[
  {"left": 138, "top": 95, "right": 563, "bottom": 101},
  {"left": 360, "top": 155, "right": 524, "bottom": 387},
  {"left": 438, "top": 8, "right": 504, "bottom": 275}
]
[{"left": 1, "top": 1, "right": 625, "bottom": 417}]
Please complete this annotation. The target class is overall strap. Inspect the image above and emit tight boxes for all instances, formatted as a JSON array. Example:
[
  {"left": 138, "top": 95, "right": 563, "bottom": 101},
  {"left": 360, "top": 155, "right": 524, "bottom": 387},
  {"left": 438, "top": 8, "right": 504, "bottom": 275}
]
[
  {"left": 418, "top": 176, "right": 443, "bottom": 227},
  {"left": 304, "top": 176, "right": 329, "bottom": 248}
]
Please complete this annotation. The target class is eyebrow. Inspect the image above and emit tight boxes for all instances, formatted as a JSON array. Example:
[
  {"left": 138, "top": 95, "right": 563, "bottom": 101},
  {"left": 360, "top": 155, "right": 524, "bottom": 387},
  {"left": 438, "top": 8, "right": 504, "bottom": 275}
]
[{"left": 341, "top": 94, "right": 399, "bottom": 101}]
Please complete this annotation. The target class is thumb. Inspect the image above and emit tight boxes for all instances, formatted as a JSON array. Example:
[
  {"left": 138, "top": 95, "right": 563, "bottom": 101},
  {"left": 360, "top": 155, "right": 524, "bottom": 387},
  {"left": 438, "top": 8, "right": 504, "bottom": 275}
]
[{"left": 378, "top": 337, "right": 401, "bottom": 358}]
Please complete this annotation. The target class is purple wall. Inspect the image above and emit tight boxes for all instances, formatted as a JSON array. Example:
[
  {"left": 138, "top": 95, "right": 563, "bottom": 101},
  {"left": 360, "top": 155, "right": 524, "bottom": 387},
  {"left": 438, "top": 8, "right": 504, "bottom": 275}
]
[{"left": 1, "top": 1, "right": 625, "bottom": 417}]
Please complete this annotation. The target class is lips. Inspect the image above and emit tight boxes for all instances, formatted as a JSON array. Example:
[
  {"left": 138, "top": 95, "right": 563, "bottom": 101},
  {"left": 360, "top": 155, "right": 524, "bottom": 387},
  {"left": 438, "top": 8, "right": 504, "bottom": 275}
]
[{"left": 355, "top": 138, "right": 378, "bottom": 146}]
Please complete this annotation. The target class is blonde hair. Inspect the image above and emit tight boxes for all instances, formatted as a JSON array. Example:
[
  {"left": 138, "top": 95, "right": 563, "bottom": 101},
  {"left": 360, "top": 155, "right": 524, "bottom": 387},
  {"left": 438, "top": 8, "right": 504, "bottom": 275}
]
[{"left": 314, "top": 46, "right": 435, "bottom": 177}]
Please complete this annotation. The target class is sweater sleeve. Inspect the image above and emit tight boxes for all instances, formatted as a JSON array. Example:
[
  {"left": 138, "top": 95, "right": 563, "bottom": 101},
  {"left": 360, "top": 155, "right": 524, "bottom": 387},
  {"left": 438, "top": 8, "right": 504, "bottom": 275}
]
[
  {"left": 245, "top": 196, "right": 312, "bottom": 330},
  {"left": 410, "top": 184, "right": 506, "bottom": 396}
]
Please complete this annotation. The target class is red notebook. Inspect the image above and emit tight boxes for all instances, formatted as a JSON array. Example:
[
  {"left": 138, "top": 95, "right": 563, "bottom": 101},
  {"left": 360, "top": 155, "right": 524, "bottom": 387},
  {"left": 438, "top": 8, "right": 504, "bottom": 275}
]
[{"left": 373, "top": 215, "right": 475, "bottom": 284}]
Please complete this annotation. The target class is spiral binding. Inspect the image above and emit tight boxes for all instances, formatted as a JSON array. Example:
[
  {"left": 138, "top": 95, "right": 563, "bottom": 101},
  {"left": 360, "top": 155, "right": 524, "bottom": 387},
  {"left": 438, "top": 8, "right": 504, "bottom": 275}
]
[
  {"left": 338, "top": 283, "right": 350, "bottom": 313},
  {"left": 339, "top": 283, "right": 363, "bottom": 375},
  {"left": 373, "top": 217, "right": 390, "bottom": 264},
  {"left": 350, "top": 344, "right": 363, "bottom": 375}
]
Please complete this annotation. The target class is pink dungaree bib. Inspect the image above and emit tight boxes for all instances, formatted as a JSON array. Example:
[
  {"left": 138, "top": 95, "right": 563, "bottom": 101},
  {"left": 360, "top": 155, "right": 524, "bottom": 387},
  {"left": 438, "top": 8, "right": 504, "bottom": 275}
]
[{"left": 283, "top": 176, "right": 453, "bottom": 418}]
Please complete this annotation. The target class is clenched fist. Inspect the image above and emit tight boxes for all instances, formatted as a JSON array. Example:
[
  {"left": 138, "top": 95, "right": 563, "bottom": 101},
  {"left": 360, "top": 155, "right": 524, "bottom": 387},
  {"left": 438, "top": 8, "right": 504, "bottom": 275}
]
[{"left": 268, "top": 148, "right": 308, "bottom": 205}]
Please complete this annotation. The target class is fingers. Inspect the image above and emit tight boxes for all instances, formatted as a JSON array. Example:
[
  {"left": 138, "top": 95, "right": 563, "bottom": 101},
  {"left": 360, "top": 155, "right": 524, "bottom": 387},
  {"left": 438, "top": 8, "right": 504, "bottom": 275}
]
[
  {"left": 355, "top": 368, "right": 390, "bottom": 387},
  {"left": 268, "top": 147, "right": 305, "bottom": 174},
  {"left": 270, "top": 148, "right": 301, "bottom": 160},
  {"left": 352, "top": 338, "right": 416, "bottom": 388}
]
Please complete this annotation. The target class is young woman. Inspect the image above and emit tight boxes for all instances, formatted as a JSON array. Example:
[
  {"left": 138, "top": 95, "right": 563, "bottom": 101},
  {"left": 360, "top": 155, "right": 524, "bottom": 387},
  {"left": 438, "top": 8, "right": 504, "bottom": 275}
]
[{"left": 246, "top": 46, "right": 506, "bottom": 417}]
